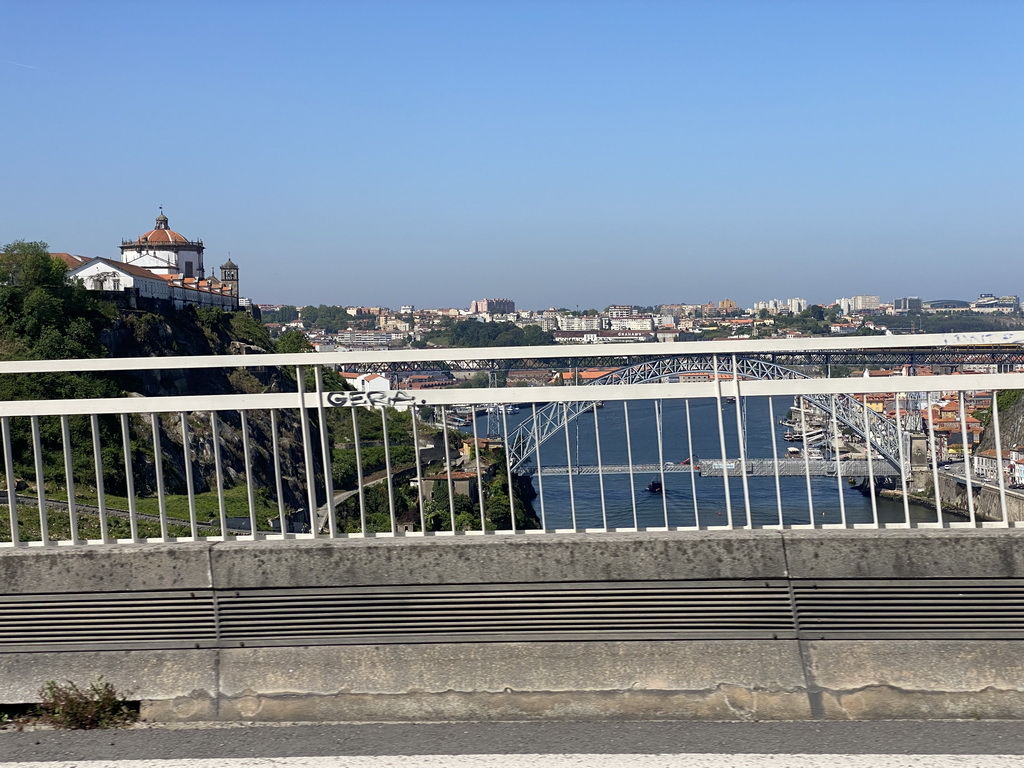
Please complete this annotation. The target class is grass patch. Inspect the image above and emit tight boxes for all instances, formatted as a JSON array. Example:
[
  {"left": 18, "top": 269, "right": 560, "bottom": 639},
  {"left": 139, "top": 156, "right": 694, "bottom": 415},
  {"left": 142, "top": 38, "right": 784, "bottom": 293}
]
[
  {"left": 36, "top": 679, "right": 138, "bottom": 729},
  {"left": 0, "top": 485, "right": 282, "bottom": 542},
  {"left": 0, "top": 505, "right": 190, "bottom": 542},
  {"left": 76, "top": 485, "right": 280, "bottom": 528}
]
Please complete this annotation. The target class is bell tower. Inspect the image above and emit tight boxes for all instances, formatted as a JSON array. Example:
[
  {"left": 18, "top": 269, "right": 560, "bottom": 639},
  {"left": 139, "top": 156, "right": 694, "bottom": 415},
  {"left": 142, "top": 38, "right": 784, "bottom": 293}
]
[{"left": 219, "top": 258, "right": 239, "bottom": 297}]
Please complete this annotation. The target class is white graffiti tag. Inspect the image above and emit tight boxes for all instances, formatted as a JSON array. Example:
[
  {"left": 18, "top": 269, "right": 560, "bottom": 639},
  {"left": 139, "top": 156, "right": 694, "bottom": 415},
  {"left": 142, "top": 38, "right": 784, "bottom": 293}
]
[{"left": 325, "top": 390, "right": 417, "bottom": 409}]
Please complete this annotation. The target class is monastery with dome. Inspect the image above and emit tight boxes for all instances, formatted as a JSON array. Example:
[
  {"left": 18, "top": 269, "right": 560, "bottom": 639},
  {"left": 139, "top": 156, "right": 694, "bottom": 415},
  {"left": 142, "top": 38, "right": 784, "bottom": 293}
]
[{"left": 54, "top": 210, "right": 242, "bottom": 312}]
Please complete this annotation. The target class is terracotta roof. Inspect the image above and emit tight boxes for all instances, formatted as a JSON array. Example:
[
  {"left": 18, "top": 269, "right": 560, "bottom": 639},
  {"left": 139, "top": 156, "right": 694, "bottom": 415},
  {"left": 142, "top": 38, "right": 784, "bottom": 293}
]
[
  {"left": 50, "top": 252, "right": 87, "bottom": 268},
  {"left": 69, "top": 257, "right": 231, "bottom": 296},
  {"left": 134, "top": 228, "right": 191, "bottom": 245},
  {"left": 425, "top": 471, "right": 477, "bottom": 481}
]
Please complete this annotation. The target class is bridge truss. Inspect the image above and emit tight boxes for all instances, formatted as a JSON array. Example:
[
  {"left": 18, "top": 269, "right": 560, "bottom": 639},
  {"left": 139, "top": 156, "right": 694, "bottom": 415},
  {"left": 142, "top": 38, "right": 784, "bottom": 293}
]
[
  {"left": 348, "top": 346, "right": 1024, "bottom": 375},
  {"left": 505, "top": 356, "right": 906, "bottom": 474}
]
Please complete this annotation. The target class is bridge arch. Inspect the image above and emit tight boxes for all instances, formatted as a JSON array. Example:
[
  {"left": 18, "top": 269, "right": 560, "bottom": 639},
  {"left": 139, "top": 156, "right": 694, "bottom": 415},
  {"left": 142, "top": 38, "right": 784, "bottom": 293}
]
[{"left": 505, "top": 356, "right": 904, "bottom": 473}]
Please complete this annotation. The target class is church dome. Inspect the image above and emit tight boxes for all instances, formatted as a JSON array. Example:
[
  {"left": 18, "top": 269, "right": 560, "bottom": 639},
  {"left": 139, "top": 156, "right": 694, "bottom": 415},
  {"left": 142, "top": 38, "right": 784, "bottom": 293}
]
[{"left": 133, "top": 211, "right": 195, "bottom": 245}]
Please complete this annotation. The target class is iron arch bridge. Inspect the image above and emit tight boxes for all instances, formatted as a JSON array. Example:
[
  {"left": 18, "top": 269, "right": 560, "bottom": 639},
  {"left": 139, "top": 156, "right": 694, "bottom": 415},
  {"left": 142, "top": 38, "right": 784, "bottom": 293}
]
[{"left": 505, "top": 356, "right": 906, "bottom": 474}]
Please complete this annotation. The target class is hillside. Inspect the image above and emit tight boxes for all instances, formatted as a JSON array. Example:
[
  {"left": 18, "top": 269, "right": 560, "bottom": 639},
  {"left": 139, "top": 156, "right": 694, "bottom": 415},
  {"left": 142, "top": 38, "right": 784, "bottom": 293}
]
[{"left": 0, "top": 241, "right": 337, "bottom": 524}]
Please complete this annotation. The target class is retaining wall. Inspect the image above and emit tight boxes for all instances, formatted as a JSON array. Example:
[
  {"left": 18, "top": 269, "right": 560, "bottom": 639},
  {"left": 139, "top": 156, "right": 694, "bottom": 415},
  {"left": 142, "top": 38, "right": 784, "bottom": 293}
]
[
  {"left": 936, "top": 473, "right": 1024, "bottom": 522},
  {"left": 3, "top": 530, "right": 1024, "bottom": 721}
]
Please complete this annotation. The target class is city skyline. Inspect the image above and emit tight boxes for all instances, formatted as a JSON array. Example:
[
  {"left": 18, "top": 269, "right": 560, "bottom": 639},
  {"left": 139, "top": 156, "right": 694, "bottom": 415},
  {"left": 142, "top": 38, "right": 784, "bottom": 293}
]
[{"left": 3, "top": 1, "right": 1021, "bottom": 309}]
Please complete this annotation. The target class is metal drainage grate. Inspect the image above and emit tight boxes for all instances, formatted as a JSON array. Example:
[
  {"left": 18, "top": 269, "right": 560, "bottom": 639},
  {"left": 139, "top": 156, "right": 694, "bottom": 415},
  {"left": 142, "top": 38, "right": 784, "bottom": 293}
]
[{"left": 793, "top": 579, "right": 1024, "bottom": 639}]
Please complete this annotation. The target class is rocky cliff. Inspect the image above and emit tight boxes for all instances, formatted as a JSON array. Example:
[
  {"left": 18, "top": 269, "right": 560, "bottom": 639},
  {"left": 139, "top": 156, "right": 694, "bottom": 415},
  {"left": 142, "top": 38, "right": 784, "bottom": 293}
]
[{"left": 105, "top": 306, "right": 329, "bottom": 513}]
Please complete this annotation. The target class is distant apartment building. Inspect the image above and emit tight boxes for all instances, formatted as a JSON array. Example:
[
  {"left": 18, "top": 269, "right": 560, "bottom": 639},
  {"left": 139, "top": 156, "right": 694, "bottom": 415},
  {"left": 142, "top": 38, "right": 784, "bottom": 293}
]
[
  {"left": 552, "top": 329, "right": 655, "bottom": 344},
  {"left": 605, "top": 305, "right": 634, "bottom": 318},
  {"left": 379, "top": 316, "right": 412, "bottom": 333},
  {"left": 347, "top": 306, "right": 389, "bottom": 317},
  {"left": 659, "top": 304, "right": 701, "bottom": 318},
  {"left": 717, "top": 299, "right": 738, "bottom": 311},
  {"left": 334, "top": 330, "right": 395, "bottom": 346},
  {"left": 852, "top": 295, "right": 881, "bottom": 313},
  {"left": 518, "top": 315, "right": 558, "bottom": 332},
  {"left": 893, "top": 297, "right": 923, "bottom": 313},
  {"left": 753, "top": 297, "right": 807, "bottom": 315},
  {"left": 470, "top": 298, "right": 515, "bottom": 314},
  {"left": 557, "top": 315, "right": 604, "bottom": 331},
  {"left": 608, "top": 316, "right": 655, "bottom": 331}
]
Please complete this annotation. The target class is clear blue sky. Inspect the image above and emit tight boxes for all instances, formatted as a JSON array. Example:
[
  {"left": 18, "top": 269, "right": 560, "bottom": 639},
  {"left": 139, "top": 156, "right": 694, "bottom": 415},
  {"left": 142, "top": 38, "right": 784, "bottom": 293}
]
[{"left": 2, "top": 0, "right": 1021, "bottom": 310}]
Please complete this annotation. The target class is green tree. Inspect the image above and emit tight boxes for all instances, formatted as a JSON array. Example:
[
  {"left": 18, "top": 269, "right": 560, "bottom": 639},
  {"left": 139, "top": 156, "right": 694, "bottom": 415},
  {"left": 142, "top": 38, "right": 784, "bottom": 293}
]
[
  {"left": 0, "top": 241, "right": 113, "bottom": 360},
  {"left": 275, "top": 329, "right": 314, "bottom": 354}
]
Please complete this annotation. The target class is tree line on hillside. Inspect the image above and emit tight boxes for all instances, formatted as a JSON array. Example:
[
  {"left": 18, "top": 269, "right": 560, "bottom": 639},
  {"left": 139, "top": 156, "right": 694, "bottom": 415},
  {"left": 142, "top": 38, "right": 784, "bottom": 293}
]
[{"left": 420, "top": 319, "right": 553, "bottom": 348}]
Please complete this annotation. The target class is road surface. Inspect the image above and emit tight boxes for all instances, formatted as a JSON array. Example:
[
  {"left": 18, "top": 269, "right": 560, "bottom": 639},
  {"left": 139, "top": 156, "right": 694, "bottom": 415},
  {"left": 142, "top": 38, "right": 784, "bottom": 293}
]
[{"left": 3, "top": 721, "right": 1024, "bottom": 766}]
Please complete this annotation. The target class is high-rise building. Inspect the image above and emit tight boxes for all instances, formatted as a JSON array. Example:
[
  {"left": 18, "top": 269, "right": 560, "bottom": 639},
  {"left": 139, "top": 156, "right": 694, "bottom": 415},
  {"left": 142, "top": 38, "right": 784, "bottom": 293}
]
[
  {"left": 893, "top": 297, "right": 923, "bottom": 313},
  {"left": 852, "top": 295, "right": 881, "bottom": 312}
]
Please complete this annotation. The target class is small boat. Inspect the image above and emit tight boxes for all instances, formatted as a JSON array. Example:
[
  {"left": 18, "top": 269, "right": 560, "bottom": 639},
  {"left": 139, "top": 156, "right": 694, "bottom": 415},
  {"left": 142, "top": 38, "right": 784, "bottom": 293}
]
[
  {"left": 784, "top": 429, "right": 826, "bottom": 443},
  {"left": 646, "top": 478, "right": 663, "bottom": 493}
]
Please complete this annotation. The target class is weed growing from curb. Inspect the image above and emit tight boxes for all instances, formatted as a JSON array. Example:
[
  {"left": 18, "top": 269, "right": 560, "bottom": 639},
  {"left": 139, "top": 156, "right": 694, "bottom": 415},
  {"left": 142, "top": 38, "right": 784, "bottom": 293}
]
[{"left": 37, "top": 679, "right": 139, "bottom": 729}]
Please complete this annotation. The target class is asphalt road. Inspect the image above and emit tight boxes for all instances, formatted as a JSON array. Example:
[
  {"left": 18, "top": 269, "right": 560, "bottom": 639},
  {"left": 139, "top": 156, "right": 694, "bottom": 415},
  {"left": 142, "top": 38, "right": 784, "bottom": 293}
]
[{"left": 4, "top": 721, "right": 1024, "bottom": 763}]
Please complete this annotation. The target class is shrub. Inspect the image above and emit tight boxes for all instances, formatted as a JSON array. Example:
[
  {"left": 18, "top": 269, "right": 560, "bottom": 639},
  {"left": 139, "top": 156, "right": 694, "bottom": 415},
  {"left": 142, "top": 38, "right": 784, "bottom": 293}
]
[{"left": 37, "top": 679, "right": 138, "bottom": 729}]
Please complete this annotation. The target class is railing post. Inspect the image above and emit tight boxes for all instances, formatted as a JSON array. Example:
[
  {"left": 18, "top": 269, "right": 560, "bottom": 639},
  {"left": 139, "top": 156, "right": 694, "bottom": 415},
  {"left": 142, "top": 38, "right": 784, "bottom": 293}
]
[{"left": 296, "top": 366, "right": 319, "bottom": 536}]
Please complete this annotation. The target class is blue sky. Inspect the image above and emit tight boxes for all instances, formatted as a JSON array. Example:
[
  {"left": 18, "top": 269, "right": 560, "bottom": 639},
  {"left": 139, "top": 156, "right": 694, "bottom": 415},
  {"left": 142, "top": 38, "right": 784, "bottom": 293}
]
[{"left": 2, "top": 0, "right": 1021, "bottom": 310}]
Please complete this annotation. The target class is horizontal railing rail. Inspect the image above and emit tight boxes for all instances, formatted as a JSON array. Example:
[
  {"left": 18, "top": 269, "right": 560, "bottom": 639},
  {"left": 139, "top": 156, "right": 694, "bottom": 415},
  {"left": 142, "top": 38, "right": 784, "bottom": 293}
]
[{"left": 0, "top": 337, "right": 1021, "bottom": 546}]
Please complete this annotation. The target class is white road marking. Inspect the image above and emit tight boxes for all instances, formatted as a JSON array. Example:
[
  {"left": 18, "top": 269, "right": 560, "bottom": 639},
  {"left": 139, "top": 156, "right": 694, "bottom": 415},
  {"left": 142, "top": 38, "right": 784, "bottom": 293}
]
[{"left": 5, "top": 756, "right": 1024, "bottom": 767}]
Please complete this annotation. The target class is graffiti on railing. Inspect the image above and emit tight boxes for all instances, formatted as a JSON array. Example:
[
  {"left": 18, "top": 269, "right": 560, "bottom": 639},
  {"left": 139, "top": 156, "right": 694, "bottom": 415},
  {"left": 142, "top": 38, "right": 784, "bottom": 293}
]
[
  {"left": 325, "top": 389, "right": 417, "bottom": 409},
  {"left": 941, "top": 331, "right": 1024, "bottom": 346}
]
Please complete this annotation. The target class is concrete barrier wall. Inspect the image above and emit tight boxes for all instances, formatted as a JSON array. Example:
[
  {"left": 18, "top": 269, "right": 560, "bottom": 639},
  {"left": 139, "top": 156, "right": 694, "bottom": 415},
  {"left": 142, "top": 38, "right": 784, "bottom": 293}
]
[{"left": 4, "top": 530, "right": 1024, "bottom": 721}]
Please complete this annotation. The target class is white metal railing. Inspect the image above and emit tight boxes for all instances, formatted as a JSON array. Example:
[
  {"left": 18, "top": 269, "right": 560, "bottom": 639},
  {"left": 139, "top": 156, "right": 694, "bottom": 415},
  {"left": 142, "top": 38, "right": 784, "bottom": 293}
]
[{"left": 0, "top": 335, "right": 1022, "bottom": 546}]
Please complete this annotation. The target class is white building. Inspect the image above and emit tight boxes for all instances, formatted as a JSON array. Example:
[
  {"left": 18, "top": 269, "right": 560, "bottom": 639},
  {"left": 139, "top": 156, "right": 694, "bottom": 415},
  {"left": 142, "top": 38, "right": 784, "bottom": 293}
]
[
  {"left": 60, "top": 256, "right": 236, "bottom": 311},
  {"left": 53, "top": 210, "right": 240, "bottom": 311},
  {"left": 852, "top": 295, "right": 881, "bottom": 312},
  {"left": 119, "top": 210, "right": 205, "bottom": 279},
  {"left": 608, "top": 316, "right": 655, "bottom": 331},
  {"left": 753, "top": 298, "right": 808, "bottom": 315},
  {"left": 557, "top": 315, "right": 604, "bottom": 331}
]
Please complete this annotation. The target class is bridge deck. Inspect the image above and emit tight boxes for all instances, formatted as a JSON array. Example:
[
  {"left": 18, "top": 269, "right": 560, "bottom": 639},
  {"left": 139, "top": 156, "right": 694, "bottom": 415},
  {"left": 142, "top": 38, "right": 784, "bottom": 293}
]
[{"left": 531, "top": 459, "right": 898, "bottom": 477}]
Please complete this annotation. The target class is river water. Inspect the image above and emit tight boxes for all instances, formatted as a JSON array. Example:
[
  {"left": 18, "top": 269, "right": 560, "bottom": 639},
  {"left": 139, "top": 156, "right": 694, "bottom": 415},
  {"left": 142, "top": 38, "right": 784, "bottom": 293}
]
[{"left": 472, "top": 395, "right": 929, "bottom": 530}]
